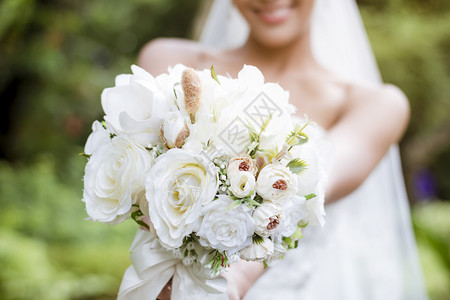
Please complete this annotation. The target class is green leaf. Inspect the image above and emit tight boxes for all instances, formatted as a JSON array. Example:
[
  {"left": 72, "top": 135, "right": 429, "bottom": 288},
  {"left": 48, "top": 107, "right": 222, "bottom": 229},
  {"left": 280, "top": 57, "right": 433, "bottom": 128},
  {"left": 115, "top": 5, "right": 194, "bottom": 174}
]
[
  {"left": 298, "top": 220, "right": 309, "bottom": 228},
  {"left": 259, "top": 113, "right": 273, "bottom": 136},
  {"left": 305, "top": 193, "right": 316, "bottom": 200},
  {"left": 130, "top": 207, "right": 149, "bottom": 229},
  {"left": 282, "top": 236, "right": 292, "bottom": 249},
  {"left": 173, "top": 82, "right": 180, "bottom": 99},
  {"left": 246, "top": 141, "right": 259, "bottom": 156},
  {"left": 248, "top": 131, "right": 258, "bottom": 143},
  {"left": 226, "top": 199, "right": 243, "bottom": 211},
  {"left": 286, "top": 131, "right": 309, "bottom": 147},
  {"left": 211, "top": 65, "right": 221, "bottom": 85},
  {"left": 244, "top": 197, "right": 261, "bottom": 207},
  {"left": 208, "top": 250, "right": 228, "bottom": 274},
  {"left": 253, "top": 194, "right": 264, "bottom": 204},
  {"left": 286, "top": 122, "right": 311, "bottom": 148},
  {"left": 282, "top": 226, "right": 303, "bottom": 250},
  {"left": 135, "top": 220, "right": 150, "bottom": 230},
  {"left": 263, "top": 261, "right": 268, "bottom": 269},
  {"left": 290, "top": 227, "right": 303, "bottom": 240},
  {"left": 286, "top": 158, "right": 308, "bottom": 174},
  {"left": 79, "top": 152, "right": 91, "bottom": 159},
  {"left": 252, "top": 234, "right": 264, "bottom": 245}
]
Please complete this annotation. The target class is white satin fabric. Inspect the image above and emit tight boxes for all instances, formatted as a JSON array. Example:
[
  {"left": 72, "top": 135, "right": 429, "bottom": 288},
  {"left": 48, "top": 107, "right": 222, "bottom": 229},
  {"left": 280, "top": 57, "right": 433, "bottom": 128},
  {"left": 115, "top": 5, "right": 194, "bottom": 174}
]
[
  {"left": 118, "top": 230, "right": 227, "bottom": 300},
  {"left": 200, "top": 0, "right": 428, "bottom": 299}
]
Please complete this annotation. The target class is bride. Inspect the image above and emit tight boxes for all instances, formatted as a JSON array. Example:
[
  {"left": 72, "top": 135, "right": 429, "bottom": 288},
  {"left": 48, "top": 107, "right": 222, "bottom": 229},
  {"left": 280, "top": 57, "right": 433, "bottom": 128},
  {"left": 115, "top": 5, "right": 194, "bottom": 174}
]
[{"left": 136, "top": 0, "right": 427, "bottom": 299}]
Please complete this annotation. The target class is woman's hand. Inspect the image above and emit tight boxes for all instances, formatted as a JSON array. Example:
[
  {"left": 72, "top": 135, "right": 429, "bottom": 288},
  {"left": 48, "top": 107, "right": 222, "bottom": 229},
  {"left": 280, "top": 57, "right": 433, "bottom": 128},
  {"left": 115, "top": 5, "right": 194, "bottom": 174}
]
[
  {"left": 224, "top": 272, "right": 241, "bottom": 300},
  {"left": 222, "top": 260, "right": 265, "bottom": 300}
]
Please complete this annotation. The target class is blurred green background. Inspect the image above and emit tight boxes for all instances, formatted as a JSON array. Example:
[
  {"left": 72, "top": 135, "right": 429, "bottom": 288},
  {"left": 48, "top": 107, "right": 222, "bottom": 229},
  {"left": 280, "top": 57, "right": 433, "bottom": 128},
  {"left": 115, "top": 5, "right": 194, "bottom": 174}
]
[{"left": 0, "top": 0, "right": 449, "bottom": 299}]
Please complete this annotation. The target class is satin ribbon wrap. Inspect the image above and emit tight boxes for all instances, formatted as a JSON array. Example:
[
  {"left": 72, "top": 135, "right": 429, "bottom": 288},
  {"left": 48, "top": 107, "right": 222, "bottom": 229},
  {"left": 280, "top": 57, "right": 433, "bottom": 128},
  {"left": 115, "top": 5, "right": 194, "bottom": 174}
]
[{"left": 118, "top": 230, "right": 228, "bottom": 300}]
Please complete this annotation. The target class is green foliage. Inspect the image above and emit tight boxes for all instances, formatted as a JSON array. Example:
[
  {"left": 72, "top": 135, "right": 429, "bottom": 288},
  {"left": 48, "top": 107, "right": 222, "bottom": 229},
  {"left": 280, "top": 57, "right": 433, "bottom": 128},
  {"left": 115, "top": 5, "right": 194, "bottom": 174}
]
[
  {"left": 286, "top": 158, "right": 308, "bottom": 174},
  {"left": 210, "top": 64, "right": 221, "bottom": 85},
  {"left": 286, "top": 123, "right": 309, "bottom": 148},
  {"left": 359, "top": 3, "right": 450, "bottom": 297},
  {"left": 359, "top": 0, "right": 450, "bottom": 200},
  {"left": 412, "top": 201, "right": 450, "bottom": 300},
  {"left": 0, "top": 157, "right": 136, "bottom": 299},
  {"left": 0, "top": 0, "right": 202, "bottom": 166}
]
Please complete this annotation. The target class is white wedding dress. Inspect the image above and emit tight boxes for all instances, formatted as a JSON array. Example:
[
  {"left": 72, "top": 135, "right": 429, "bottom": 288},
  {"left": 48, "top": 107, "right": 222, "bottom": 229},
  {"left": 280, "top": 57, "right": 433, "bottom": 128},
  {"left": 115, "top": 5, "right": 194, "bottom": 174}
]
[
  {"left": 200, "top": 1, "right": 428, "bottom": 299},
  {"left": 244, "top": 141, "right": 424, "bottom": 300}
]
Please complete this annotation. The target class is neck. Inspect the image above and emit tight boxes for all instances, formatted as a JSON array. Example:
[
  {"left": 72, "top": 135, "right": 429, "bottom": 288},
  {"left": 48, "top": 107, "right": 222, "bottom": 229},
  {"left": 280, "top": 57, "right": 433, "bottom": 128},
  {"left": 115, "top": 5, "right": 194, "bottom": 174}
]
[{"left": 237, "top": 31, "right": 321, "bottom": 78}]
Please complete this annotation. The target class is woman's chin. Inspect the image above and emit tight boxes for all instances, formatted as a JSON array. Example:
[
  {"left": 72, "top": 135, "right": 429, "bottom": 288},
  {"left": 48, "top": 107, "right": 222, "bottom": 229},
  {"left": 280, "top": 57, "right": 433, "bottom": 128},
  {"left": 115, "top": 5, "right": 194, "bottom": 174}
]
[{"left": 250, "top": 31, "right": 305, "bottom": 49}]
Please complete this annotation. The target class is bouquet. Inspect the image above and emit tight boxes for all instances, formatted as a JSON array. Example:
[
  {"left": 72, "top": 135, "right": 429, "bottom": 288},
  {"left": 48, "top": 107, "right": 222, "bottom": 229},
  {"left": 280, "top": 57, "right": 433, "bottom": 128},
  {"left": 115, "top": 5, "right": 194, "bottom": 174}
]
[{"left": 81, "top": 64, "right": 330, "bottom": 299}]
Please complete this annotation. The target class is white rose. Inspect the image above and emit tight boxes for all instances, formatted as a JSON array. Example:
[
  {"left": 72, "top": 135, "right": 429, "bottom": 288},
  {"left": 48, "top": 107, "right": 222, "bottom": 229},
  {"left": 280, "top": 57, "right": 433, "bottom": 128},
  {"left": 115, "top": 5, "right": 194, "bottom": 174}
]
[
  {"left": 160, "top": 111, "right": 190, "bottom": 148},
  {"left": 82, "top": 135, "right": 153, "bottom": 224},
  {"left": 252, "top": 201, "right": 282, "bottom": 237},
  {"left": 146, "top": 148, "right": 219, "bottom": 249},
  {"left": 197, "top": 195, "right": 254, "bottom": 254},
  {"left": 256, "top": 163, "right": 298, "bottom": 203},
  {"left": 227, "top": 154, "right": 257, "bottom": 178},
  {"left": 229, "top": 171, "right": 256, "bottom": 198},
  {"left": 240, "top": 237, "right": 274, "bottom": 262},
  {"left": 101, "top": 65, "right": 171, "bottom": 147},
  {"left": 84, "top": 120, "right": 110, "bottom": 155}
]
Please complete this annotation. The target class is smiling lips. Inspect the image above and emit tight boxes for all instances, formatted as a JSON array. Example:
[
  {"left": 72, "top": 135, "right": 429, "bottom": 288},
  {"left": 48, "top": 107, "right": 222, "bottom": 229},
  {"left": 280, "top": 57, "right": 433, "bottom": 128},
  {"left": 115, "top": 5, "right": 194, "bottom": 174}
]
[{"left": 253, "top": 2, "right": 294, "bottom": 25}]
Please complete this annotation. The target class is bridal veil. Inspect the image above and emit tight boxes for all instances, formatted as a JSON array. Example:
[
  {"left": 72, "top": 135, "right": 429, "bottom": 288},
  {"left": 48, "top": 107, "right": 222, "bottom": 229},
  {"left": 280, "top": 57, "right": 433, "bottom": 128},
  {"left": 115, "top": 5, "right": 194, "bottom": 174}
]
[{"left": 199, "top": 0, "right": 428, "bottom": 299}]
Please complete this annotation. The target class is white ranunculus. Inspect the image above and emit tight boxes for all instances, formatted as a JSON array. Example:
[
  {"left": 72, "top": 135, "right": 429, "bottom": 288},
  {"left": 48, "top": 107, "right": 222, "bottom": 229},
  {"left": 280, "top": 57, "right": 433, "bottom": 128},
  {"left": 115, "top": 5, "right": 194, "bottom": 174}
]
[
  {"left": 197, "top": 195, "right": 254, "bottom": 254},
  {"left": 256, "top": 163, "right": 298, "bottom": 203},
  {"left": 240, "top": 237, "right": 274, "bottom": 262},
  {"left": 227, "top": 154, "right": 257, "bottom": 178},
  {"left": 82, "top": 135, "right": 154, "bottom": 224},
  {"left": 84, "top": 120, "right": 110, "bottom": 155},
  {"left": 101, "top": 65, "right": 171, "bottom": 147},
  {"left": 252, "top": 201, "right": 282, "bottom": 237},
  {"left": 146, "top": 148, "right": 219, "bottom": 249},
  {"left": 228, "top": 171, "right": 256, "bottom": 199}
]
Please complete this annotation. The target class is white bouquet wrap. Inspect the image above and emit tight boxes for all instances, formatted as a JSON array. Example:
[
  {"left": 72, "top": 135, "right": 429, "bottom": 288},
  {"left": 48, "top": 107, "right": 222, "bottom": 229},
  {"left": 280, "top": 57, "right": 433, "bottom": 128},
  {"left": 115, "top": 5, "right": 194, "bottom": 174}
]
[{"left": 81, "top": 64, "right": 331, "bottom": 299}]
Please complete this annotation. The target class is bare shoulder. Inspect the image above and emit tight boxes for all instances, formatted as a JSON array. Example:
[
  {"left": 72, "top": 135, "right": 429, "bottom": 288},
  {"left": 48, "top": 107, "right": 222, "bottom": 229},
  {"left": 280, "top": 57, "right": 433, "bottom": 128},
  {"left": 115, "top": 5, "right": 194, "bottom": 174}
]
[
  {"left": 137, "top": 38, "right": 206, "bottom": 76},
  {"left": 348, "top": 83, "right": 409, "bottom": 115},
  {"left": 348, "top": 83, "right": 410, "bottom": 123}
]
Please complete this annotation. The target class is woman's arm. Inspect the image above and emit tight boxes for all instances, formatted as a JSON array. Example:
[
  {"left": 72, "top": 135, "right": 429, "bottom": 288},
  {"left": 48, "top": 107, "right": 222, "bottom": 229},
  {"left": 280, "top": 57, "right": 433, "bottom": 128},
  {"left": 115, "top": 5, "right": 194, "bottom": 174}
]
[{"left": 325, "top": 83, "right": 410, "bottom": 203}]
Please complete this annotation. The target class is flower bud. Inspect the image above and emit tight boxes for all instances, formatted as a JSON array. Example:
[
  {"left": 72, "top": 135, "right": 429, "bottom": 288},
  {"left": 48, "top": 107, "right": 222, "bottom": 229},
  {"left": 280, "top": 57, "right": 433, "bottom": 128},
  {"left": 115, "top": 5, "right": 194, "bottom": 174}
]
[
  {"left": 229, "top": 171, "right": 256, "bottom": 198},
  {"left": 160, "top": 112, "right": 190, "bottom": 148}
]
